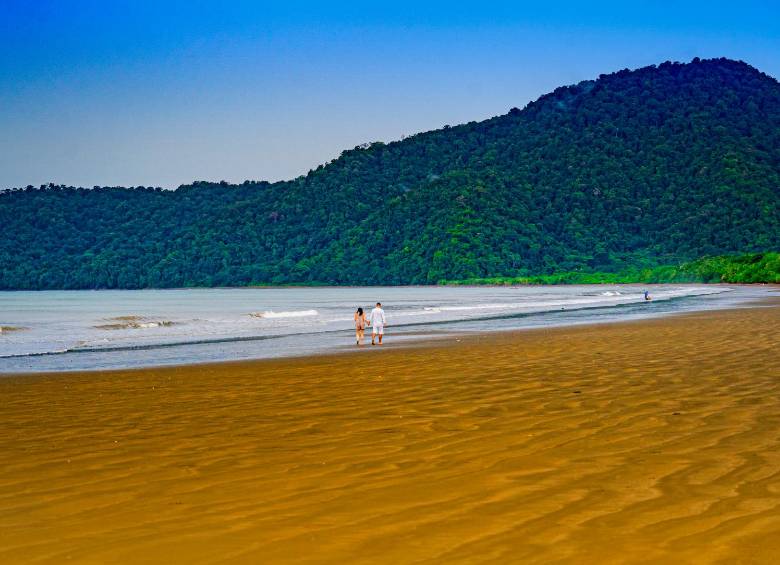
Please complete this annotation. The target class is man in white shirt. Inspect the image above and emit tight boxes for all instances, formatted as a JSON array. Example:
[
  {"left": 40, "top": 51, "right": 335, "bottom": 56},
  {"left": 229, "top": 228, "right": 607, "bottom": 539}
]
[{"left": 369, "top": 302, "right": 387, "bottom": 345}]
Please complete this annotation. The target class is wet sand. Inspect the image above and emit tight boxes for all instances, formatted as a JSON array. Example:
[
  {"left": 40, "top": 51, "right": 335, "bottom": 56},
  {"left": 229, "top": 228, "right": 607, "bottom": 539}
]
[{"left": 1, "top": 303, "right": 780, "bottom": 563}]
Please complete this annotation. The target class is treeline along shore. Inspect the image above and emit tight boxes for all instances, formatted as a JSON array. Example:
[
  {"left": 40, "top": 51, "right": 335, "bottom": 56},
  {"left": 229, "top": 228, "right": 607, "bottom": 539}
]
[{"left": 441, "top": 252, "right": 780, "bottom": 285}]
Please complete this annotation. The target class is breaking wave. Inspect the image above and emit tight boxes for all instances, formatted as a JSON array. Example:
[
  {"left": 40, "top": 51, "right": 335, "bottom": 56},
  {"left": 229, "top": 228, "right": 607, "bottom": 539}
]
[
  {"left": 95, "top": 316, "right": 175, "bottom": 330},
  {"left": 250, "top": 309, "right": 319, "bottom": 319}
]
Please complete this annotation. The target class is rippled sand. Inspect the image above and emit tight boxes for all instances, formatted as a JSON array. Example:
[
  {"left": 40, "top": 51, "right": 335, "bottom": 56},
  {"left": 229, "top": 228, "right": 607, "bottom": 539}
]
[{"left": 2, "top": 303, "right": 780, "bottom": 563}]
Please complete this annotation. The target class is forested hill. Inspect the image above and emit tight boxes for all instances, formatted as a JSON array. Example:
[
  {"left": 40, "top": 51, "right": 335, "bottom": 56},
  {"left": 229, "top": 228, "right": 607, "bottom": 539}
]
[{"left": 1, "top": 57, "right": 779, "bottom": 289}]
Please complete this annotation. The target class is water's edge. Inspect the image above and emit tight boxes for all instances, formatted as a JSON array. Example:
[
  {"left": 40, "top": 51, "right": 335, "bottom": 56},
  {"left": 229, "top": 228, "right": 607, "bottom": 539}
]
[{"left": 1, "top": 285, "right": 773, "bottom": 374}]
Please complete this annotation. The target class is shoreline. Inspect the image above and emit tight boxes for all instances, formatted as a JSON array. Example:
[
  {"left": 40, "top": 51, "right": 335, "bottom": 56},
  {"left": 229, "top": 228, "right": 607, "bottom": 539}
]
[
  {"left": 2, "top": 291, "right": 775, "bottom": 378},
  {"left": 0, "top": 294, "right": 768, "bottom": 379},
  {"left": 0, "top": 283, "right": 780, "bottom": 379}
]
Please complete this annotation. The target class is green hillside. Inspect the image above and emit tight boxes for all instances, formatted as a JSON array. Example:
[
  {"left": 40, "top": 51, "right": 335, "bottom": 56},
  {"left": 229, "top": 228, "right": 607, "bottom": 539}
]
[{"left": 1, "top": 57, "right": 779, "bottom": 289}]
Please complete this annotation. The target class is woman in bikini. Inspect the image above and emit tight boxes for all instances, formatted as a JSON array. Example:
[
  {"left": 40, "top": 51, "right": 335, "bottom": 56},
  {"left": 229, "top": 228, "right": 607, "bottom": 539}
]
[{"left": 354, "top": 307, "right": 367, "bottom": 346}]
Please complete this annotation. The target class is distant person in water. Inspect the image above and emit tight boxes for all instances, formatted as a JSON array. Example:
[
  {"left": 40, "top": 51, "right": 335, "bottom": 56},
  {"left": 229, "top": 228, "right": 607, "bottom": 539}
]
[
  {"left": 644, "top": 290, "right": 652, "bottom": 301},
  {"left": 369, "top": 302, "right": 387, "bottom": 346},
  {"left": 354, "top": 307, "right": 367, "bottom": 346}
]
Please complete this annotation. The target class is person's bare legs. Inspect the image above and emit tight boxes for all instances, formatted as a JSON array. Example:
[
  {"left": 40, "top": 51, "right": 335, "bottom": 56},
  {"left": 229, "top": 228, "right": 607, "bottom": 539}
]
[
  {"left": 371, "top": 330, "right": 376, "bottom": 346},
  {"left": 378, "top": 332, "right": 383, "bottom": 345}
]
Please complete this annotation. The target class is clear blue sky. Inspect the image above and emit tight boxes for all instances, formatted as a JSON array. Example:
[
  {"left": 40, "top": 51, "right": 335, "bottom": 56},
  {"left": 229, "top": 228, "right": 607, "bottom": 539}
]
[{"left": 1, "top": 1, "right": 778, "bottom": 189}]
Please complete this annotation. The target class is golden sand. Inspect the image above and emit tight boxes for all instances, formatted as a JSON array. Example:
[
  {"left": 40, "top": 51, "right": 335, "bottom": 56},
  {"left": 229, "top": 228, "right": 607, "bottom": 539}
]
[{"left": 1, "top": 303, "right": 780, "bottom": 563}]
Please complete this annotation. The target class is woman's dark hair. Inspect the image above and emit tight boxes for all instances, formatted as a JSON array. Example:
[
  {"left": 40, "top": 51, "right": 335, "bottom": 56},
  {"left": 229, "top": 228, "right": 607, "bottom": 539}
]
[{"left": 356, "top": 307, "right": 363, "bottom": 316}]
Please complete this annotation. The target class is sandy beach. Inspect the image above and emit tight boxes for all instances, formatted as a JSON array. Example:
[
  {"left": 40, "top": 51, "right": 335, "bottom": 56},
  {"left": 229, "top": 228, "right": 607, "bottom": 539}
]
[{"left": 1, "top": 301, "right": 779, "bottom": 563}]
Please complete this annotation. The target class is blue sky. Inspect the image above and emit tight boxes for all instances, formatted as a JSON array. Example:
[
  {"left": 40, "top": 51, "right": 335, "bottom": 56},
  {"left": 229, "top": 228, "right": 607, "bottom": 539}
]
[{"left": 1, "top": 1, "right": 778, "bottom": 189}]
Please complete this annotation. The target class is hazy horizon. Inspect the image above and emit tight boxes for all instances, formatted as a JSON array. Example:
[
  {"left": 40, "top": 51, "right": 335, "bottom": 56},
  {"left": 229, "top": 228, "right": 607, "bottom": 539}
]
[{"left": 2, "top": 1, "right": 779, "bottom": 190}]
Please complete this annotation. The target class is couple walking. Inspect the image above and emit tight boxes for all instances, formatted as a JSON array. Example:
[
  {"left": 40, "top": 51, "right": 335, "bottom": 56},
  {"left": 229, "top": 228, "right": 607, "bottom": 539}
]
[{"left": 354, "top": 302, "right": 386, "bottom": 346}]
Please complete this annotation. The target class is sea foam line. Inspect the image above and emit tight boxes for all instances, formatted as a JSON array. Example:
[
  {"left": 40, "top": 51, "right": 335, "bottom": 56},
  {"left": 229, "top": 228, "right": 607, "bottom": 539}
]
[{"left": 250, "top": 309, "right": 319, "bottom": 319}]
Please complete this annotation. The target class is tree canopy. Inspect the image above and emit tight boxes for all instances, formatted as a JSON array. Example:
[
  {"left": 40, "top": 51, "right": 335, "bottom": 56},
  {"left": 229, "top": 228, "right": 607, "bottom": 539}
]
[{"left": 1, "top": 57, "right": 779, "bottom": 289}]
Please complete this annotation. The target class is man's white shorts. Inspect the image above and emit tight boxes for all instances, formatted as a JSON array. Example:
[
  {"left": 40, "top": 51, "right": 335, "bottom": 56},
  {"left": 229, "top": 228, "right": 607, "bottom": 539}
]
[{"left": 372, "top": 324, "right": 384, "bottom": 335}]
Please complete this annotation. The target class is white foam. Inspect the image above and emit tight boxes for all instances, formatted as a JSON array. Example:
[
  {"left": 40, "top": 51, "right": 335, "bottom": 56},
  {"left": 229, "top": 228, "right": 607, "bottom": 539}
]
[
  {"left": 250, "top": 309, "right": 319, "bottom": 319},
  {"left": 136, "top": 321, "right": 169, "bottom": 328}
]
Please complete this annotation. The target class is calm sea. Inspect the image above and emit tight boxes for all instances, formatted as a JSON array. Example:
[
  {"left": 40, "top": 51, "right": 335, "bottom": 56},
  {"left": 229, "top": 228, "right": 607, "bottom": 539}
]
[{"left": 0, "top": 285, "right": 770, "bottom": 373}]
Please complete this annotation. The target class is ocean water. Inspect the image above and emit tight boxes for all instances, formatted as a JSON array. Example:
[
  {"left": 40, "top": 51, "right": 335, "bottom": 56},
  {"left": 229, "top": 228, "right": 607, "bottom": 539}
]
[{"left": 0, "top": 285, "right": 771, "bottom": 373}]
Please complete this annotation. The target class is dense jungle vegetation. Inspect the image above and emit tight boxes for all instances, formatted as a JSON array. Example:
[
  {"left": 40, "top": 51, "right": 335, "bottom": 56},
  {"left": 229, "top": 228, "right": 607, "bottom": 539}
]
[
  {"left": 441, "top": 253, "right": 780, "bottom": 285},
  {"left": 1, "top": 58, "right": 778, "bottom": 289}
]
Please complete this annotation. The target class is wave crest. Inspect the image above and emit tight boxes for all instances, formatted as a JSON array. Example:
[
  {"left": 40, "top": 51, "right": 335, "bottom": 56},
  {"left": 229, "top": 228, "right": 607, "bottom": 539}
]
[
  {"left": 95, "top": 316, "right": 175, "bottom": 330},
  {"left": 250, "top": 309, "right": 318, "bottom": 319}
]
